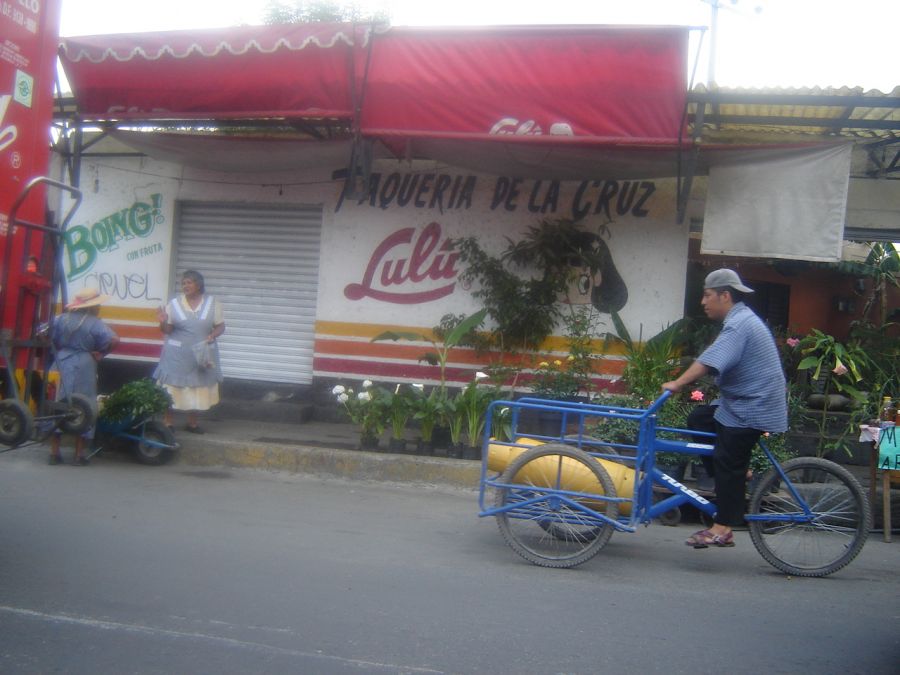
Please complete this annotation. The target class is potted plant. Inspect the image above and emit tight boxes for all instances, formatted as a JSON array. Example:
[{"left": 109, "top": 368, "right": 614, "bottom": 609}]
[
  {"left": 444, "top": 391, "right": 467, "bottom": 459},
  {"left": 333, "top": 380, "right": 389, "bottom": 450},
  {"left": 410, "top": 385, "right": 444, "bottom": 455},
  {"left": 459, "top": 371, "right": 500, "bottom": 460},
  {"left": 796, "top": 329, "right": 869, "bottom": 458},
  {"left": 385, "top": 384, "right": 415, "bottom": 453}
]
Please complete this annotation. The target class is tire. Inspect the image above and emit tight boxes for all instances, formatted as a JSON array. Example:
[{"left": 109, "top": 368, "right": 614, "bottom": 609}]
[
  {"left": 536, "top": 445, "right": 619, "bottom": 542},
  {"left": 747, "top": 457, "right": 870, "bottom": 577},
  {"left": 59, "top": 394, "right": 95, "bottom": 434},
  {"left": 0, "top": 399, "right": 34, "bottom": 447},
  {"left": 133, "top": 420, "right": 177, "bottom": 466},
  {"left": 657, "top": 505, "right": 682, "bottom": 527},
  {"left": 494, "top": 443, "right": 618, "bottom": 568}
]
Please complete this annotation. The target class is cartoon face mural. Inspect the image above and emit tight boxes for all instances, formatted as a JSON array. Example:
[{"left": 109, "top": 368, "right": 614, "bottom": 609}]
[{"left": 561, "top": 232, "right": 628, "bottom": 313}]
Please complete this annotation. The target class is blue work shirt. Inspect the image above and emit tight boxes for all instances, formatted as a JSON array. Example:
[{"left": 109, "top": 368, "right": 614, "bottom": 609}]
[{"left": 699, "top": 302, "right": 788, "bottom": 432}]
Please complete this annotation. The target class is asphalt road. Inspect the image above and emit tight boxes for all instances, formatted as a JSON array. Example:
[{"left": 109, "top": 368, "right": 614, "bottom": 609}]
[{"left": 0, "top": 448, "right": 897, "bottom": 674}]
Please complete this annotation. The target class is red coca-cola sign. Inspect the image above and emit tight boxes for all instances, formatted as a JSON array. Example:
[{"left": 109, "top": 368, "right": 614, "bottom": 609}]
[
  {"left": 344, "top": 222, "right": 460, "bottom": 304},
  {"left": 1, "top": 0, "right": 62, "bottom": 337}
]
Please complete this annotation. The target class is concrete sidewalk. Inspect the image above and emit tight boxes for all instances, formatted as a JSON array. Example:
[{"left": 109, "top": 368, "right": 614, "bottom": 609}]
[{"left": 168, "top": 412, "right": 483, "bottom": 489}]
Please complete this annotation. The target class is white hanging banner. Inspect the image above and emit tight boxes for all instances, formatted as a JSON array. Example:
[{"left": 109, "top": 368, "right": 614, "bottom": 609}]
[{"left": 701, "top": 143, "right": 852, "bottom": 262}]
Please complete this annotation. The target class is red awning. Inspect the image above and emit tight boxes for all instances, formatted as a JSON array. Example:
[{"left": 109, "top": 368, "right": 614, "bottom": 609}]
[
  {"left": 359, "top": 26, "right": 689, "bottom": 146},
  {"left": 60, "top": 24, "right": 689, "bottom": 144},
  {"left": 59, "top": 23, "right": 362, "bottom": 120}
]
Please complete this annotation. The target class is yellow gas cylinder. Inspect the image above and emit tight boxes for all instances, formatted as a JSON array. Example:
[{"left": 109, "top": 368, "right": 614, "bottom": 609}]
[{"left": 486, "top": 438, "right": 637, "bottom": 515}]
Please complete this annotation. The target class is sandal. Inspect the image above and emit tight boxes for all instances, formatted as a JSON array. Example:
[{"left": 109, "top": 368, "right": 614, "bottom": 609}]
[
  {"left": 73, "top": 457, "right": 91, "bottom": 467},
  {"left": 185, "top": 425, "right": 205, "bottom": 434},
  {"left": 48, "top": 455, "right": 63, "bottom": 466},
  {"left": 685, "top": 529, "right": 734, "bottom": 548}
]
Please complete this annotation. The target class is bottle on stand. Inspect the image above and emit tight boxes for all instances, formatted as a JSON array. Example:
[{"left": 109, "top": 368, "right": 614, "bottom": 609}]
[{"left": 882, "top": 396, "right": 897, "bottom": 427}]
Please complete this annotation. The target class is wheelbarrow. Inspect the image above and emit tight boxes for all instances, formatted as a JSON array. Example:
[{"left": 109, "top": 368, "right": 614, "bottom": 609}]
[{"left": 93, "top": 416, "right": 180, "bottom": 465}]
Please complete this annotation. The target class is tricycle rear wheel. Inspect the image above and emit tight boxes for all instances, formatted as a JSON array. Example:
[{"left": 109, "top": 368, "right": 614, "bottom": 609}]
[
  {"left": 494, "top": 444, "right": 618, "bottom": 568},
  {"left": 133, "top": 420, "right": 177, "bottom": 465}
]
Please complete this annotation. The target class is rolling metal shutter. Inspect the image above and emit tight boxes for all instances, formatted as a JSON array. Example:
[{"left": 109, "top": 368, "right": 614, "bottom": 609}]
[{"left": 174, "top": 202, "right": 322, "bottom": 384}]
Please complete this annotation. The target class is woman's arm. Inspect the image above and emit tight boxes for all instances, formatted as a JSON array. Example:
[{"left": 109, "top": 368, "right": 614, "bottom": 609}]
[
  {"left": 156, "top": 303, "right": 173, "bottom": 334},
  {"left": 207, "top": 323, "right": 225, "bottom": 343}
]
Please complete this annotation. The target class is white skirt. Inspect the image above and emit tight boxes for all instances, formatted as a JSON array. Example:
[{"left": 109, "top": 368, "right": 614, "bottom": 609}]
[{"left": 162, "top": 383, "right": 220, "bottom": 411}]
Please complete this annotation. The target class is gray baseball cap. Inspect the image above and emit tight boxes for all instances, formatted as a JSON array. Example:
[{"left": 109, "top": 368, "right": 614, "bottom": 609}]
[{"left": 704, "top": 268, "right": 755, "bottom": 293}]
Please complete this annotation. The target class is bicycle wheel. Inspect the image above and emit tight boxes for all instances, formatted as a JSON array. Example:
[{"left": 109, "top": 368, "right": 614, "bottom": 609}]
[
  {"left": 494, "top": 444, "right": 618, "bottom": 568},
  {"left": 133, "top": 420, "right": 177, "bottom": 466},
  {"left": 747, "top": 457, "right": 870, "bottom": 577}
]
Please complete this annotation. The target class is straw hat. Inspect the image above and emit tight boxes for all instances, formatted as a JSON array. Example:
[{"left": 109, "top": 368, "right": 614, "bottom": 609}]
[{"left": 66, "top": 287, "right": 110, "bottom": 310}]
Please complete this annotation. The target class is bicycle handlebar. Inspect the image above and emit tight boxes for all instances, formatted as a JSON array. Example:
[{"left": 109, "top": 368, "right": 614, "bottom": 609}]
[{"left": 645, "top": 389, "right": 672, "bottom": 415}]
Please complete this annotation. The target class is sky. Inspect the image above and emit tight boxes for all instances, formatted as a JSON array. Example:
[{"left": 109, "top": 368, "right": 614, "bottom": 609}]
[{"left": 59, "top": 0, "right": 899, "bottom": 92}]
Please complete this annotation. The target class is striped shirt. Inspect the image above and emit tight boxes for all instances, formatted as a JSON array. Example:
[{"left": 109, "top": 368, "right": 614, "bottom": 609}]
[{"left": 699, "top": 302, "right": 788, "bottom": 432}]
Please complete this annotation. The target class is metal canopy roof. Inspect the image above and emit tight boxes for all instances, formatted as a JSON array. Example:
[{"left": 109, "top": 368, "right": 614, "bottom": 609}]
[{"left": 687, "top": 86, "right": 900, "bottom": 178}]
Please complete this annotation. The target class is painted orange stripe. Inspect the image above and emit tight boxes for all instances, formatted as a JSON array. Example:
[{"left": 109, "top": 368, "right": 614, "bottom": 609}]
[
  {"left": 314, "top": 338, "right": 625, "bottom": 369},
  {"left": 315, "top": 319, "right": 627, "bottom": 355},
  {"left": 100, "top": 306, "right": 159, "bottom": 322},
  {"left": 109, "top": 323, "right": 164, "bottom": 340}
]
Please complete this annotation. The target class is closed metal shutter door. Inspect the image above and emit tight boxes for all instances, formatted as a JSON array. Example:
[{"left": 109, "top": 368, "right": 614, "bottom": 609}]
[{"left": 174, "top": 202, "right": 322, "bottom": 384}]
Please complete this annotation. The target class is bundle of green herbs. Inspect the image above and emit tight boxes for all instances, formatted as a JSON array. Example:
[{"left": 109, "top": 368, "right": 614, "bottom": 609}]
[{"left": 99, "top": 378, "right": 173, "bottom": 423}]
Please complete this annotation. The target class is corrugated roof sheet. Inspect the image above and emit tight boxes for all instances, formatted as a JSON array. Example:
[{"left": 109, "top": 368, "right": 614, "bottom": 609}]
[{"left": 688, "top": 85, "right": 900, "bottom": 142}]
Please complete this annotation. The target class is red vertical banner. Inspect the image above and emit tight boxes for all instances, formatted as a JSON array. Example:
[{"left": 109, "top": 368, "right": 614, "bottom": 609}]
[{"left": 1, "top": 0, "right": 62, "bottom": 335}]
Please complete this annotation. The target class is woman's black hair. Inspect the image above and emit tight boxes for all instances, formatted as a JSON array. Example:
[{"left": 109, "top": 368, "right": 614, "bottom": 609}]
[
  {"left": 571, "top": 232, "right": 628, "bottom": 313},
  {"left": 182, "top": 270, "right": 205, "bottom": 293}
]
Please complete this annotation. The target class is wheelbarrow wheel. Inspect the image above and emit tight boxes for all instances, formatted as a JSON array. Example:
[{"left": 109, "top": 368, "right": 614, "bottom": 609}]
[
  {"left": 0, "top": 399, "right": 34, "bottom": 447},
  {"left": 133, "top": 420, "right": 177, "bottom": 465},
  {"left": 59, "top": 394, "right": 95, "bottom": 434}
]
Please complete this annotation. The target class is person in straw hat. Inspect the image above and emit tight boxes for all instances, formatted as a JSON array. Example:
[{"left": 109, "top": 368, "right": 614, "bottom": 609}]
[{"left": 48, "top": 288, "right": 119, "bottom": 466}]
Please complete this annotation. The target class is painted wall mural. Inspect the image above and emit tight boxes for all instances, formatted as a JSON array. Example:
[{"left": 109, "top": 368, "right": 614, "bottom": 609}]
[
  {"left": 59, "top": 184, "right": 173, "bottom": 363},
  {"left": 314, "top": 169, "right": 689, "bottom": 389}
]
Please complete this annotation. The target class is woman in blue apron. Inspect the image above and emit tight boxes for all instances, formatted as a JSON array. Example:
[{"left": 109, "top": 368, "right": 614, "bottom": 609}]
[
  {"left": 49, "top": 288, "right": 119, "bottom": 465},
  {"left": 154, "top": 270, "right": 225, "bottom": 433}
]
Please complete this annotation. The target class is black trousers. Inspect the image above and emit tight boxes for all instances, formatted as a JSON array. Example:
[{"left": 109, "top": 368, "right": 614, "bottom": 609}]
[{"left": 686, "top": 405, "right": 762, "bottom": 527}]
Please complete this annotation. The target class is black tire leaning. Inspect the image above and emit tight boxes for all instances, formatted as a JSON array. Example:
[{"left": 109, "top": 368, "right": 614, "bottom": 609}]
[
  {"left": 59, "top": 393, "right": 95, "bottom": 434},
  {"left": 0, "top": 399, "right": 34, "bottom": 447},
  {"left": 494, "top": 443, "right": 618, "bottom": 568},
  {"left": 133, "top": 420, "right": 177, "bottom": 465},
  {"left": 747, "top": 457, "right": 870, "bottom": 577}
]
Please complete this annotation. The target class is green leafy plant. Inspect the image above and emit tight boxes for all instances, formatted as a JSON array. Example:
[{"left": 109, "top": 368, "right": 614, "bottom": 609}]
[
  {"left": 409, "top": 386, "right": 447, "bottom": 444},
  {"left": 491, "top": 404, "right": 513, "bottom": 442},
  {"left": 333, "top": 380, "right": 390, "bottom": 441},
  {"left": 372, "top": 309, "right": 488, "bottom": 390},
  {"left": 445, "top": 392, "right": 467, "bottom": 447},
  {"left": 795, "top": 329, "right": 870, "bottom": 458},
  {"left": 98, "top": 378, "right": 172, "bottom": 423},
  {"left": 604, "top": 311, "right": 687, "bottom": 401},
  {"left": 385, "top": 384, "right": 415, "bottom": 441},
  {"left": 454, "top": 218, "right": 614, "bottom": 352},
  {"left": 458, "top": 372, "right": 500, "bottom": 448},
  {"left": 529, "top": 306, "right": 599, "bottom": 399}
]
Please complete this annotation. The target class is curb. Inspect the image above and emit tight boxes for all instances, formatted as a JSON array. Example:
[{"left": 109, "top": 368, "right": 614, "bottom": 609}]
[{"left": 174, "top": 436, "right": 483, "bottom": 489}]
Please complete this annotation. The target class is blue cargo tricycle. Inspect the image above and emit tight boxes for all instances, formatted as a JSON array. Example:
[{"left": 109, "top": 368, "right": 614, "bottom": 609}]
[{"left": 479, "top": 391, "right": 870, "bottom": 577}]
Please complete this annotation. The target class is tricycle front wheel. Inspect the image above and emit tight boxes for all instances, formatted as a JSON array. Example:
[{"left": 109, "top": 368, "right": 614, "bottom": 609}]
[{"left": 133, "top": 420, "right": 177, "bottom": 465}]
